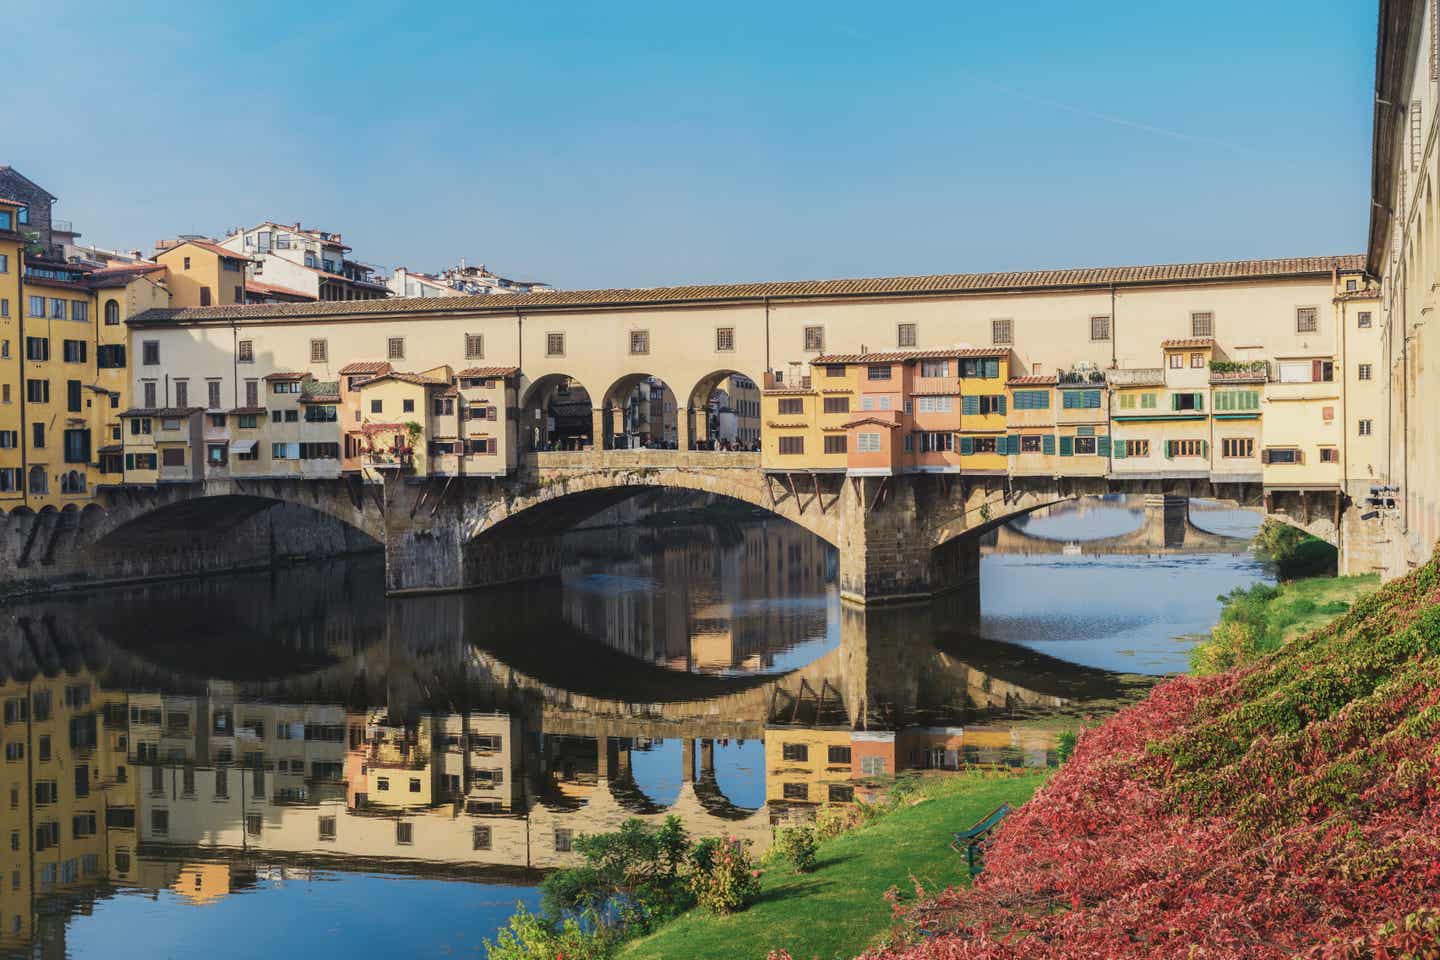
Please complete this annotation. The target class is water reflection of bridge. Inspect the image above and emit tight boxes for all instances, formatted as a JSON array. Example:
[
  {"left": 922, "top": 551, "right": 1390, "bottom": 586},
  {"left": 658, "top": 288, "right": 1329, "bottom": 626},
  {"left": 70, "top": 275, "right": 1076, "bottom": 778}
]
[
  {"left": 0, "top": 539, "right": 1155, "bottom": 952},
  {"left": 983, "top": 494, "right": 1252, "bottom": 556}
]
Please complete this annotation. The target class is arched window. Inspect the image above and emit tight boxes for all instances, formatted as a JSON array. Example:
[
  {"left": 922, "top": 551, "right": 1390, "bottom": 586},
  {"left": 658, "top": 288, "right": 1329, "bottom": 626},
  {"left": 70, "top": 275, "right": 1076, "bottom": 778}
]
[
  {"left": 104, "top": 300, "right": 119, "bottom": 325},
  {"left": 27, "top": 466, "right": 47, "bottom": 495},
  {"left": 60, "top": 471, "right": 85, "bottom": 494}
]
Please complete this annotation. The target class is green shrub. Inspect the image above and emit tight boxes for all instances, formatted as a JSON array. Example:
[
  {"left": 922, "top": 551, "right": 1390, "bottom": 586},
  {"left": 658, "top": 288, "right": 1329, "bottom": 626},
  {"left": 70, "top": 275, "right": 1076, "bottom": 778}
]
[
  {"left": 1253, "top": 519, "right": 1337, "bottom": 580},
  {"left": 772, "top": 825, "right": 818, "bottom": 873},
  {"left": 541, "top": 816, "right": 693, "bottom": 933},
  {"left": 484, "top": 905, "right": 614, "bottom": 960},
  {"left": 1056, "top": 730, "right": 1078, "bottom": 763},
  {"left": 689, "top": 837, "right": 762, "bottom": 915},
  {"left": 813, "top": 802, "right": 871, "bottom": 840}
]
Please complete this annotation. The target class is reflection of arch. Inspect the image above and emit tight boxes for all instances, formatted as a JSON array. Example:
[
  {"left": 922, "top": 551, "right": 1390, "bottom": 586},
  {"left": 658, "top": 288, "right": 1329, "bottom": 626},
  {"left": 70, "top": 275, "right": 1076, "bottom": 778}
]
[
  {"left": 692, "top": 774, "right": 761, "bottom": 820},
  {"left": 599, "top": 374, "right": 679, "bottom": 450},
  {"left": 685, "top": 369, "right": 764, "bottom": 451},
  {"left": 607, "top": 772, "right": 667, "bottom": 815},
  {"left": 519, "top": 373, "right": 596, "bottom": 452}
]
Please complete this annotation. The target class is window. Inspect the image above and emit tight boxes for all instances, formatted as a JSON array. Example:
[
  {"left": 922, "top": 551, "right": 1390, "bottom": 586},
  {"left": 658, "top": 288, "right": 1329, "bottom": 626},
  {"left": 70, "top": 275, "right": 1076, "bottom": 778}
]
[
  {"left": 1358, "top": 419, "right": 1374, "bottom": 436},
  {"left": 1012, "top": 389, "right": 1049, "bottom": 410},
  {"left": 1322, "top": 405, "right": 1335, "bottom": 423},
  {"left": 1123, "top": 439, "right": 1150, "bottom": 458},
  {"left": 1021, "top": 434, "right": 1043, "bottom": 453},
  {"left": 916, "top": 396, "right": 954, "bottom": 413},
  {"left": 1171, "top": 392, "right": 1203, "bottom": 412},
  {"left": 1168, "top": 353, "right": 1183, "bottom": 369},
  {"left": 778, "top": 436, "right": 804, "bottom": 455},
  {"left": 62, "top": 340, "right": 86, "bottom": 363},
  {"left": 1214, "top": 390, "right": 1260, "bottom": 411},
  {"left": 244, "top": 812, "right": 262, "bottom": 837},
  {"left": 369, "top": 399, "right": 383, "bottom": 414},
  {"left": 1358, "top": 311, "right": 1373, "bottom": 329},
  {"left": 857, "top": 432, "right": 883, "bottom": 452},
  {"left": 0, "top": 300, "right": 7, "bottom": 318},
  {"left": 554, "top": 828, "right": 573, "bottom": 852},
  {"left": 318, "top": 816, "right": 337, "bottom": 841},
  {"left": 142, "top": 340, "right": 160, "bottom": 365},
  {"left": 1167, "top": 439, "right": 1205, "bottom": 458},
  {"left": 777, "top": 398, "right": 804, "bottom": 415},
  {"left": 822, "top": 364, "right": 846, "bottom": 378},
  {"left": 402, "top": 398, "right": 415, "bottom": 413},
  {"left": 1221, "top": 437, "right": 1254, "bottom": 458},
  {"left": 546, "top": 332, "right": 565, "bottom": 356},
  {"left": 991, "top": 318, "right": 1012, "bottom": 344},
  {"left": 387, "top": 337, "right": 405, "bottom": 360},
  {"left": 1060, "top": 390, "right": 1102, "bottom": 409},
  {"left": 1358, "top": 363, "right": 1372, "bottom": 381},
  {"left": 782, "top": 783, "right": 808, "bottom": 801},
  {"left": 782, "top": 743, "right": 809, "bottom": 762},
  {"left": 803, "top": 326, "right": 824, "bottom": 351},
  {"left": 465, "top": 333, "right": 484, "bottom": 359},
  {"left": 897, "top": 322, "right": 917, "bottom": 347},
  {"left": 713, "top": 326, "right": 735, "bottom": 352},
  {"left": 1090, "top": 315, "right": 1111, "bottom": 340},
  {"left": 473, "top": 825, "right": 492, "bottom": 850},
  {"left": 28, "top": 295, "right": 44, "bottom": 317},
  {"left": 151, "top": 809, "right": 169, "bottom": 836},
  {"left": 1296, "top": 307, "right": 1318, "bottom": 333},
  {"left": 27, "top": 379, "right": 49, "bottom": 404},
  {"left": 1190, "top": 353, "right": 1205, "bottom": 368},
  {"left": 199, "top": 287, "right": 212, "bottom": 306},
  {"left": 161, "top": 448, "right": 185, "bottom": 467},
  {"left": 409, "top": 778, "right": 422, "bottom": 793},
  {"left": 174, "top": 379, "right": 190, "bottom": 408},
  {"left": 72, "top": 301, "right": 87, "bottom": 323},
  {"left": 629, "top": 330, "right": 649, "bottom": 354},
  {"left": 309, "top": 338, "right": 328, "bottom": 364},
  {"left": 829, "top": 784, "right": 855, "bottom": 803},
  {"left": 26, "top": 336, "right": 49, "bottom": 361},
  {"left": 104, "top": 300, "right": 119, "bottom": 325},
  {"left": 1072, "top": 436, "right": 1097, "bottom": 455},
  {"left": 918, "top": 431, "right": 953, "bottom": 452},
  {"left": 395, "top": 821, "right": 414, "bottom": 845},
  {"left": 823, "top": 396, "right": 849, "bottom": 414},
  {"left": 50, "top": 298, "right": 65, "bottom": 320},
  {"left": 1191, "top": 312, "right": 1214, "bottom": 337},
  {"left": 919, "top": 360, "right": 949, "bottom": 378},
  {"left": 866, "top": 364, "right": 892, "bottom": 381},
  {"left": 1265, "top": 447, "right": 1299, "bottom": 464},
  {"left": 823, "top": 435, "right": 848, "bottom": 454},
  {"left": 238, "top": 340, "right": 254, "bottom": 363},
  {"left": 206, "top": 380, "right": 222, "bottom": 409},
  {"left": 1319, "top": 447, "right": 1339, "bottom": 463}
]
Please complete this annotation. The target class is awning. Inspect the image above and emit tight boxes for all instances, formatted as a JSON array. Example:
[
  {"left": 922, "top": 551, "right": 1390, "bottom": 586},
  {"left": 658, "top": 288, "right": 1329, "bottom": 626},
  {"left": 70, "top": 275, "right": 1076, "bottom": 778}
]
[{"left": 229, "top": 439, "right": 258, "bottom": 454}]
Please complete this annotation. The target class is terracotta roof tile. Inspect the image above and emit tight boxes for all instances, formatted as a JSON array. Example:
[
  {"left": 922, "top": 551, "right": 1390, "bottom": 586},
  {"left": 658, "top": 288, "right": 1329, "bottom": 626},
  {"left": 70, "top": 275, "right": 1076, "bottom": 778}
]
[
  {"left": 263, "top": 371, "right": 307, "bottom": 381},
  {"left": 457, "top": 366, "right": 521, "bottom": 378},
  {"left": 228, "top": 406, "right": 266, "bottom": 415},
  {"left": 1007, "top": 375, "right": 1058, "bottom": 385},
  {"left": 356, "top": 372, "right": 449, "bottom": 388},
  {"left": 815, "top": 347, "right": 1011, "bottom": 364},
  {"left": 338, "top": 361, "right": 391, "bottom": 375},
  {"left": 839, "top": 416, "right": 902, "bottom": 429},
  {"left": 1161, "top": 337, "right": 1216, "bottom": 349},
  {"left": 126, "top": 254, "right": 1368, "bottom": 326},
  {"left": 120, "top": 406, "right": 203, "bottom": 418}
]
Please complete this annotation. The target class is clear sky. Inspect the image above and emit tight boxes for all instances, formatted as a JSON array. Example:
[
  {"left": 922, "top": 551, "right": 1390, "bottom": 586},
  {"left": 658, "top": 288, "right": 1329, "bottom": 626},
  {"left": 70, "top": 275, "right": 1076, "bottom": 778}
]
[{"left": 11, "top": 0, "right": 1378, "bottom": 289}]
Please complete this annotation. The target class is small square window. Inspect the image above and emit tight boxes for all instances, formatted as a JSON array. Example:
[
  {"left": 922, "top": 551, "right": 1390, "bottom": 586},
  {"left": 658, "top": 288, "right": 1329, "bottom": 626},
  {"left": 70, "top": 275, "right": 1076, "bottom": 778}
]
[
  {"left": 715, "top": 327, "right": 734, "bottom": 352},
  {"left": 1358, "top": 363, "right": 1372, "bottom": 381},
  {"left": 387, "top": 337, "right": 405, "bottom": 360},
  {"left": 396, "top": 822, "right": 413, "bottom": 845},
  {"left": 237, "top": 340, "right": 254, "bottom": 363},
  {"left": 1296, "top": 307, "right": 1318, "bottom": 334},
  {"left": 897, "top": 322, "right": 917, "bottom": 347},
  {"left": 465, "top": 333, "right": 484, "bottom": 359},
  {"left": 629, "top": 330, "right": 649, "bottom": 355},
  {"left": 473, "top": 826, "right": 492, "bottom": 850},
  {"left": 318, "top": 816, "right": 336, "bottom": 841},
  {"left": 310, "top": 339, "right": 328, "bottom": 364},
  {"left": 991, "top": 318, "right": 1012, "bottom": 345},
  {"left": 1358, "top": 311, "right": 1373, "bottom": 329},
  {"left": 546, "top": 333, "right": 565, "bottom": 357},
  {"left": 1190, "top": 312, "right": 1214, "bottom": 338},
  {"left": 1090, "top": 315, "right": 1110, "bottom": 341},
  {"left": 554, "top": 828, "right": 573, "bottom": 852},
  {"left": 803, "top": 326, "right": 824, "bottom": 352},
  {"left": 782, "top": 782, "right": 808, "bottom": 800}
]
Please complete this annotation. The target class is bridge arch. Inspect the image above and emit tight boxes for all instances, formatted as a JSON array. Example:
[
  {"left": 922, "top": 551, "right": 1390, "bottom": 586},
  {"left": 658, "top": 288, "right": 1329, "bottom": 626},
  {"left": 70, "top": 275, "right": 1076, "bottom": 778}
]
[
  {"left": 519, "top": 373, "right": 599, "bottom": 452},
  {"left": 684, "top": 368, "right": 765, "bottom": 451},
  {"left": 598, "top": 373, "right": 680, "bottom": 450}
]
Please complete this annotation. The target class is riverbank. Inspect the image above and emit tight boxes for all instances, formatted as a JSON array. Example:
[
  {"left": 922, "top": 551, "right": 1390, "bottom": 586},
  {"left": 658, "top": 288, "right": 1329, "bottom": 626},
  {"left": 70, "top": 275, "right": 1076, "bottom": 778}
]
[
  {"left": 868, "top": 553, "right": 1440, "bottom": 958},
  {"left": 620, "top": 771, "right": 1048, "bottom": 960},
  {"left": 1189, "top": 570, "right": 1378, "bottom": 673}
]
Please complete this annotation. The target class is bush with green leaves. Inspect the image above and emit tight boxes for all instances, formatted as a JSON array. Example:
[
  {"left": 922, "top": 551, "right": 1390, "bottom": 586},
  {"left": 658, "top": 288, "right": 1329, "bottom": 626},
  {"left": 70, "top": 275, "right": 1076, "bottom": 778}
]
[
  {"left": 483, "top": 905, "right": 613, "bottom": 960},
  {"left": 771, "top": 825, "right": 818, "bottom": 873},
  {"left": 688, "top": 836, "right": 762, "bottom": 914},
  {"left": 1252, "top": 518, "right": 1336, "bottom": 580},
  {"left": 1055, "top": 729, "right": 1078, "bottom": 763},
  {"left": 541, "top": 816, "right": 692, "bottom": 934}
]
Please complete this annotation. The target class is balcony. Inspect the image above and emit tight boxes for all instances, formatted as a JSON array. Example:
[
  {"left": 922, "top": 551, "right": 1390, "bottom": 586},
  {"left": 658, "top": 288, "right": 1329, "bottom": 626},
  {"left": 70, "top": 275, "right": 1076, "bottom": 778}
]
[
  {"left": 1106, "top": 368, "right": 1165, "bottom": 388},
  {"left": 1209, "top": 360, "right": 1270, "bottom": 384},
  {"left": 912, "top": 376, "right": 960, "bottom": 395}
]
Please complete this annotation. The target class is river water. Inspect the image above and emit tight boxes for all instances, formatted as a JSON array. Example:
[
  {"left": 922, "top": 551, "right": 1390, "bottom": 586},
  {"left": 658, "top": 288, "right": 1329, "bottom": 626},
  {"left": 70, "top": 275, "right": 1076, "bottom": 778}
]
[{"left": 0, "top": 495, "right": 1265, "bottom": 958}]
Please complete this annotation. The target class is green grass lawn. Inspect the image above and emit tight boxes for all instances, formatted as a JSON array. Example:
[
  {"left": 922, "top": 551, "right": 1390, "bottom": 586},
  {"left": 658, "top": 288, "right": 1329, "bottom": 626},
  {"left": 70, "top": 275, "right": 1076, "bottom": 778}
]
[
  {"left": 620, "top": 771, "right": 1048, "bottom": 960},
  {"left": 1269, "top": 574, "right": 1380, "bottom": 643},
  {"left": 1192, "top": 572, "right": 1380, "bottom": 673}
]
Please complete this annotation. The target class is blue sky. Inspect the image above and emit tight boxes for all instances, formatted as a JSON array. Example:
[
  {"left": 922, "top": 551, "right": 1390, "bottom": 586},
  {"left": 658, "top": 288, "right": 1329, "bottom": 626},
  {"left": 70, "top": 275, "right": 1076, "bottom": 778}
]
[{"left": 11, "top": 0, "right": 1378, "bottom": 289}]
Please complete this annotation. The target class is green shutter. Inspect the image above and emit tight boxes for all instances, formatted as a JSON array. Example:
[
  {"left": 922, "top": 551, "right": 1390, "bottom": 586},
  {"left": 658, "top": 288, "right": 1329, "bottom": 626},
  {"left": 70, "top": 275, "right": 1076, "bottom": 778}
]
[
  {"left": 1202, "top": 439, "right": 1209, "bottom": 458},
  {"left": 959, "top": 435, "right": 974, "bottom": 455},
  {"left": 1042, "top": 434, "right": 1055, "bottom": 455},
  {"left": 1164, "top": 440, "right": 1174, "bottom": 459},
  {"left": 1196, "top": 393, "right": 1204, "bottom": 412},
  {"left": 1007, "top": 434, "right": 1019, "bottom": 455},
  {"left": 962, "top": 395, "right": 979, "bottom": 416},
  {"left": 1059, "top": 435, "right": 1073, "bottom": 456},
  {"left": 985, "top": 359, "right": 999, "bottom": 379},
  {"left": 1097, "top": 434, "right": 1111, "bottom": 457},
  {"left": 997, "top": 395, "right": 1007, "bottom": 415},
  {"left": 1112, "top": 437, "right": 1126, "bottom": 460},
  {"left": 1171, "top": 393, "right": 1181, "bottom": 411}
]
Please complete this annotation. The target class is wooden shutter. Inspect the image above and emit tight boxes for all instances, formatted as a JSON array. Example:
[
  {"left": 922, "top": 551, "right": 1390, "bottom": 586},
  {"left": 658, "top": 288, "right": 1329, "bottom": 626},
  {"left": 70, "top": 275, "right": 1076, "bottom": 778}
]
[
  {"left": 1260, "top": 448, "right": 1271, "bottom": 465},
  {"left": 1059, "top": 435, "right": 1073, "bottom": 456},
  {"left": 1201, "top": 440, "right": 1209, "bottom": 458},
  {"left": 1097, "top": 434, "right": 1111, "bottom": 457},
  {"left": 1295, "top": 449, "right": 1304, "bottom": 464},
  {"left": 1312, "top": 359, "right": 1324, "bottom": 383},
  {"left": 1112, "top": 437, "right": 1126, "bottom": 460},
  {"left": 1042, "top": 434, "right": 1055, "bottom": 455},
  {"left": 962, "top": 396, "right": 979, "bottom": 416},
  {"left": 1195, "top": 393, "right": 1203, "bottom": 412},
  {"left": 997, "top": 395, "right": 1007, "bottom": 415},
  {"left": 1006, "top": 434, "right": 1018, "bottom": 455},
  {"left": 1171, "top": 393, "right": 1181, "bottom": 411},
  {"left": 1165, "top": 440, "right": 1174, "bottom": 459},
  {"left": 959, "top": 435, "right": 974, "bottom": 455}
]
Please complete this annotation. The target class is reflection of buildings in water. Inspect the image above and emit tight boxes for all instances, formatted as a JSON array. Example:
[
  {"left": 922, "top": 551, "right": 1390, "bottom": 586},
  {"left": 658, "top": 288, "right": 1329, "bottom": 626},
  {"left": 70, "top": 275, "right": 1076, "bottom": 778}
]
[{"left": 559, "top": 522, "right": 837, "bottom": 673}]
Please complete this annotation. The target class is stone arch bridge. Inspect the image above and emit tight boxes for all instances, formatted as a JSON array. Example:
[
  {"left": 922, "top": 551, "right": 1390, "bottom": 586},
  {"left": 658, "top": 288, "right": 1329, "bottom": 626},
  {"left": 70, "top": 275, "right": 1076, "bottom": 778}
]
[{"left": 0, "top": 451, "right": 1323, "bottom": 603}]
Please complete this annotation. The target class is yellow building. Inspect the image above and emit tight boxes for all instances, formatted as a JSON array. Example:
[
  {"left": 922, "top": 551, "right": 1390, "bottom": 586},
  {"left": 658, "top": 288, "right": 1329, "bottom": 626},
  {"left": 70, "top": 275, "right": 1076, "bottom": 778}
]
[
  {"left": 0, "top": 199, "right": 23, "bottom": 506},
  {"left": 153, "top": 239, "right": 251, "bottom": 308},
  {"left": 957, "top": 351, "right": 1011, "bottom": 473},
  {"left": 1054, "top": 372, "right": 1110, "bottom": 477},
  {"left": 764, "top": 728, "right": 855, "bottom": 805},
  {"left": 1006, "top": 375, "right": 1058, "bottom": 475}
]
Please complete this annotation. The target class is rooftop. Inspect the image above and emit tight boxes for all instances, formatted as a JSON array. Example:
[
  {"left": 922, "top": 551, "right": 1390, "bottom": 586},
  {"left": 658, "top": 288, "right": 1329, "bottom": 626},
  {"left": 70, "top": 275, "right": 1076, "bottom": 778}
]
[
  {"left": 126, "top": 254, "right": 1367, "bottom": 326},
  {"left": 815, "top": 347, "right": 1012, "bottom": 364}
]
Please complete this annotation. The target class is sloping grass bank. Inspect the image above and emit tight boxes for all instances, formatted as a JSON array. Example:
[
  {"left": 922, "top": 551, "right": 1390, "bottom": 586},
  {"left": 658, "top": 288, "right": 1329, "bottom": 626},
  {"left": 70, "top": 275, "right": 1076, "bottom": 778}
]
[
  {"left": 621, "top": 772, "right": 1047, "bottom": 960},
  {"left": 1191, "top": 572, "right": 1378, "bottom": 673},
  {"left": 870, "top": 553, "right": 1440, "bottom": 959}
]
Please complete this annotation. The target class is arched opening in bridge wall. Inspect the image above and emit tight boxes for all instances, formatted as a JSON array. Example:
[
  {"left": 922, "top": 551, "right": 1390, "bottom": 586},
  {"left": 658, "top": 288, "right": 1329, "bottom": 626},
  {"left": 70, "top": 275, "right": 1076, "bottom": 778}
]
[
  {"left": 685, "top": 369, "right": 764, "bottom": 452},
  {"left": 599, "top": 374, "right": 680, "bottom": 450},
  {"left": 519, "top": 373, "right": 596, "bottom": 452}
]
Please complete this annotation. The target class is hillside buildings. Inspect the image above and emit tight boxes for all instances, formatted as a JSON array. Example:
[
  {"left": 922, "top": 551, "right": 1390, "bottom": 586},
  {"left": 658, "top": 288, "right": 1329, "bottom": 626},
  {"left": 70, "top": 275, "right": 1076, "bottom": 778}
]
[{"left": 390, "top": 261, "right": 552, "bottom": 299}]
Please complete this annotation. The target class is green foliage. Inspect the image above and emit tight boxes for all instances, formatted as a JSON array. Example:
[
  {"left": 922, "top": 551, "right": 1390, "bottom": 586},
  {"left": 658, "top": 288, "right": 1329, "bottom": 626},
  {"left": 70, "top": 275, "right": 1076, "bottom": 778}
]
[
  {"left": 813, "top": 801, "right": 874, "bottom": 841},
  {"left": 484, "top": 905, "right": 614, "bottom": 960},
  {"left": 1055, "top": 730, "right": 1078, "bottom": 764},
  {"left": 1252, "top": 518, "right": 1336, "bottom": 580},
  {"left": 1190, "top": 574, "right": 1377, "bottom": 675},
  {"left": 688, "top": 837, "right": 762, "bottom": 915},
  {"left": 771, "top": 826, "right": 818, "bottom": 873},
  {"left": 541, "top": 816, "right": 693, "bottom": 933},
  {"left": 1208, "top": 359, "right": 1268, "bottom": 373}
]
